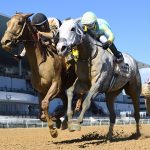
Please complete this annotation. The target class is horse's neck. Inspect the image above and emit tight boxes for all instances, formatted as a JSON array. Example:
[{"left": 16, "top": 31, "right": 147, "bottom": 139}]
[
  {"left": 24, "top": 40, "right": 43, "bottom": 76},
  {"left": 78, "top": 45, "right": 89, "bottom": 60},
  {"left": 78, "top": 38, "right": 96, "bottom": 60}
]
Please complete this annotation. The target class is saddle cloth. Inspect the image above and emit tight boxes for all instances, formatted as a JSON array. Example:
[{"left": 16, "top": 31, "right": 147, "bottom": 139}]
[
  {"left": 108, "top": 62, "right": 131, "bottom": 91},
  {"left": 114, "top": 62, "right": 131, "bottom": 78}
]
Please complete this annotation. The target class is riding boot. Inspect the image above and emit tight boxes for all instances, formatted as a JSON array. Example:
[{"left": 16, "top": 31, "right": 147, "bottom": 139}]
[{"left": 109, "top": 43, "right": 124, "bottom": 63}]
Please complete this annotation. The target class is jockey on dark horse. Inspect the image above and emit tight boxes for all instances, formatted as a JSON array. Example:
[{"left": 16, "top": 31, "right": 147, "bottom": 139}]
[{"left": 81, "top": 11, "right": 124, "bottom": 63}]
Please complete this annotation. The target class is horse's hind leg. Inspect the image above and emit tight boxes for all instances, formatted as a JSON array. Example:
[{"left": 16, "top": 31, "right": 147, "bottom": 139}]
[
  {"left": 124, "top": 81, "right": 141, "bottom": 137},
  {"left": 105, "top": 91, "right": 121, "bottom": 140}
]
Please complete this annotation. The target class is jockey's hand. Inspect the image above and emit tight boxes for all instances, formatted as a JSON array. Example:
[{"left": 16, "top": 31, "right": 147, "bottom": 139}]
[
  {"left": 102, "top": 41, "right": 111, "bottom": 50},
  {"left": 37, "top": 31, "right": 43, "bottom": 40}
]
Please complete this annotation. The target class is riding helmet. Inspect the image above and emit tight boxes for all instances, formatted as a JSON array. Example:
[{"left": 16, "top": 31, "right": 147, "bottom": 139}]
[
  {"left": 32, "top": 13, "right": 48, "bottom": 26},
  {"left": 81, "top": 11, "right": 97, "bottom": 25}
]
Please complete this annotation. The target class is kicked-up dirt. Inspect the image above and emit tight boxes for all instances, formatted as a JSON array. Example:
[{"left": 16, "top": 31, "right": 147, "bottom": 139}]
[{"left": 0, "top": 124, "right": 150, "bottom": 150}]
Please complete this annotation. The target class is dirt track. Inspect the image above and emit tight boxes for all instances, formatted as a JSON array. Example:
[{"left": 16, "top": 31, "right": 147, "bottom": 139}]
[{"left": 0, "top": 125, "right": 150, "bottom": 150}]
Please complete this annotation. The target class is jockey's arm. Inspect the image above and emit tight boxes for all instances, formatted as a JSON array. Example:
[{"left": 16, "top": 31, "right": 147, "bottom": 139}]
[
  {"left": 38, "top": 31, "right": 54, "bottom": 39},
  {"left": 100, "top": 24, "right": 115, "bottom": 44}
]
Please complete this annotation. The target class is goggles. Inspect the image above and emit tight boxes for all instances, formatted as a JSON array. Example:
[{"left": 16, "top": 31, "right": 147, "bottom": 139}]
[{"left": 83, "top": 22, "right": 96, "bottom": 31}]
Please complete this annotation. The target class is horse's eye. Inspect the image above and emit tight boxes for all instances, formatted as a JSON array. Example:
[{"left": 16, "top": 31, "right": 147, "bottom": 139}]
[{"left": 71, "top": 27, "right": 75, "bottom": 31}]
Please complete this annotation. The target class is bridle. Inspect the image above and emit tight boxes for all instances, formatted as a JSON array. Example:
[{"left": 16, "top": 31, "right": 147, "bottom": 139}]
[
  {"left": 6, "top": 14, "right": 38, "bottom": 44},
  {"left": 6, "top": 19, "right": 27, "bottom": 40}
]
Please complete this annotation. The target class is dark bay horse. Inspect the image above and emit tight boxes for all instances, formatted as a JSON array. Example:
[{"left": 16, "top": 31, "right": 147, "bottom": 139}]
[
  {"left": 1, "top": 13, "right": 76, "bottom": 138},
  {"left": 57, "top": 19, "right": 141, "bottom": 139}
]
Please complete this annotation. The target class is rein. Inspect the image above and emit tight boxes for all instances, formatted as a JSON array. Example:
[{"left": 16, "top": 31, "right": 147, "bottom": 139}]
[{"left": 24, "top": 18, "right": 58, "bottom": 65}]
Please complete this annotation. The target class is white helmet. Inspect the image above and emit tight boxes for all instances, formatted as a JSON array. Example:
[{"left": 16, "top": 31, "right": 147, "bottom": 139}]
[{"left": 81, "top": 11, "right": 97, "bottom": 25}]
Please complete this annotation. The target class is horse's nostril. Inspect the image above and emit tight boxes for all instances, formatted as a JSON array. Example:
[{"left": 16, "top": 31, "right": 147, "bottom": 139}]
[
  {"left": 61, "top": 46, "right": 66, "bottom": 51},
  {"left": 5, "top": 40, "right": 11, "bottom": 45}
]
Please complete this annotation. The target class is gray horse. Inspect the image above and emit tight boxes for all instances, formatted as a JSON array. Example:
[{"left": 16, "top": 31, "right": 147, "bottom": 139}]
[{"left": 57, "top": 19, "right": 141, "bottom": 139}]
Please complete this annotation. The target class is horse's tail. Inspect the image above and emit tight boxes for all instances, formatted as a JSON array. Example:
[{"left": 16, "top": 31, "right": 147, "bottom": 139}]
[
  {"left": 123, "top": 53, "right": 142, "bottom": 95},
  {"left": 135, "top": 62, "right": 142, "bottom": 95},
  {"left": 131, "top": 55, "right": 142, "bottom": 95}
]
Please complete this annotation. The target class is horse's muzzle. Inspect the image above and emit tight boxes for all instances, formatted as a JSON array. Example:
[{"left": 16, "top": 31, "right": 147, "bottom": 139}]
[{"left": 1, "top": 37, "right": 16, "bottom": 51}]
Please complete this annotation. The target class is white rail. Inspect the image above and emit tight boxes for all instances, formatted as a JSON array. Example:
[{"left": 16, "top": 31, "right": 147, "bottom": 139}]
[{"left": 0, "top": 117, "right": 150, "bottom": 128}]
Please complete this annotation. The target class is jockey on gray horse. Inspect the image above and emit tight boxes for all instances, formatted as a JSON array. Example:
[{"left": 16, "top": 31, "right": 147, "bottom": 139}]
[
  {"left": 57, "top": 18, "right": 141, "bottom": 139},
  {"left": 81, "top": 11, "right": 124, "bottom": 63}
]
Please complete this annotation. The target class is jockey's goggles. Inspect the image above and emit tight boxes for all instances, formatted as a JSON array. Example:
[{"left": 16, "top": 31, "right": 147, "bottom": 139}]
[{"left": 83, "top": 22, "right": 96, "bottom": 31}]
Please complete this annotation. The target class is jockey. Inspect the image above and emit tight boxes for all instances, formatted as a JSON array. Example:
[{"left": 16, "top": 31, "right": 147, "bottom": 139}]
[
  {"left": 32, "top": 13, "right": 61, "bottom": 46},
  {"left": 81, "top": 11, "right": 124, "bottom": 63},
  {"left": 14, "top": 13, "right": 61, "bottom": 59}
]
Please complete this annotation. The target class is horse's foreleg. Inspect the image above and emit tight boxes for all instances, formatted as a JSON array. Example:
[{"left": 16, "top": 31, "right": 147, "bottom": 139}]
[
  {"left": 73, "top": 73, "right": 108, "bottom": 131},
  {"left": 77, "top": 79, "right": 101, "bottom": 124},
  {"left": 38, "top": 95, "right": 47, "bottom": 122},
  {"left": 42, "top": 81, "right": 60, "bottom": 138},
  {"left": 77, "top": 91, "right": 93, "bottom": 123},
  {"left": 70, "top": 83, "right": 100, "bottom": 132},
  {"left": 39, "top": 107, "right": 47, "bottom": 122},
  {"left": 66, "top": 85, "right": 75, "bottom": 122}
]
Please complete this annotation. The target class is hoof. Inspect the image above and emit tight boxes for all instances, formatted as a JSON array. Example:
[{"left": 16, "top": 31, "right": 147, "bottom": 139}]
[
  {"left": 68, "top": 122, "right": 81, "bottom": 132},
  {"left": 106, "top": 132, "right": 113, "bottom": 141},
  {"left": 106, "top": 135, "right": 112, "bottom": 141},
  {"left": 50, "top": 129, "right": 58, "bottom": 138},
  {"left": 136, "top": 132, "right": 141, "bottom": 138}
]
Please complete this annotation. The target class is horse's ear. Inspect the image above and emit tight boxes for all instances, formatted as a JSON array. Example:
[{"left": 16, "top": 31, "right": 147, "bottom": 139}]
[{"left": 23, "top": 13, "right": 34, "bottom": 18}]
